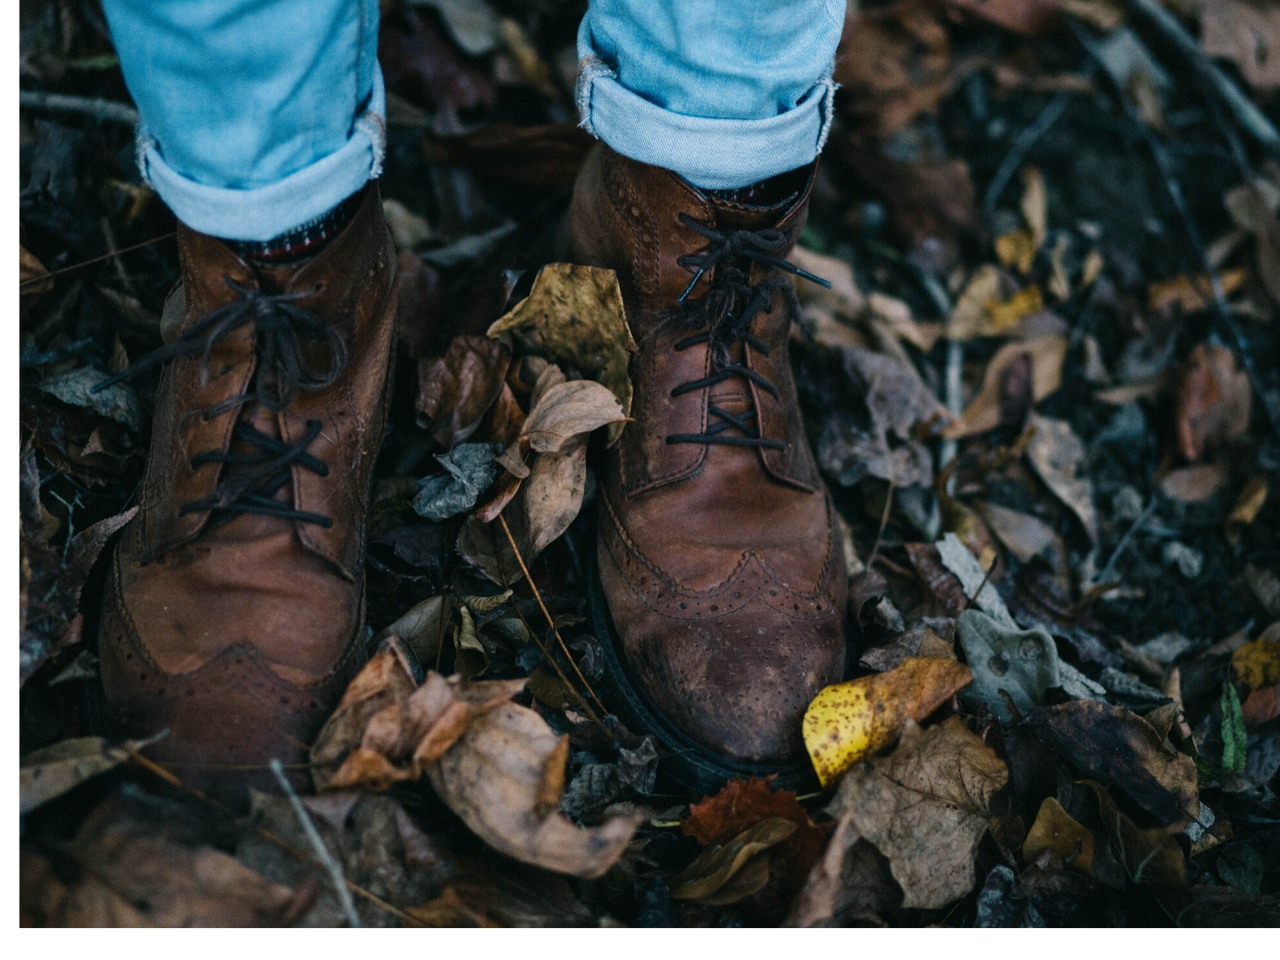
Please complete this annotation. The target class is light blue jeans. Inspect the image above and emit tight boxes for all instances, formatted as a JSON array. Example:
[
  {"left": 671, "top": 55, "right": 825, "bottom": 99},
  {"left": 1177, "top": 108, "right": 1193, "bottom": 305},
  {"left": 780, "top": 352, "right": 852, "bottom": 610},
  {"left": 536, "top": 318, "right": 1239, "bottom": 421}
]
[{"left": 102, "top": 0, "right": 844, "bottom": 241}]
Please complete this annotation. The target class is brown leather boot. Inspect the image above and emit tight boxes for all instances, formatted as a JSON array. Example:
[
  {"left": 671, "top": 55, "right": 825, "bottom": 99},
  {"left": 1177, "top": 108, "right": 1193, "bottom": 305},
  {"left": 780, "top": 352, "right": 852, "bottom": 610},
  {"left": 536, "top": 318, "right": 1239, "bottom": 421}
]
[
  {"left": 97, "top": 184, "right": 397, "bottom": 807},
  {"left": 571, "top": 146, "right": 847, "bottom": 792}
]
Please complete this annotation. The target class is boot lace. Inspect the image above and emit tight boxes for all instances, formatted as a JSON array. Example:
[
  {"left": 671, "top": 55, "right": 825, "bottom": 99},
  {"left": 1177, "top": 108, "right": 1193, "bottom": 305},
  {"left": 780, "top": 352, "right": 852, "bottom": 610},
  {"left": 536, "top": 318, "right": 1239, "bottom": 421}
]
[
  {"left": 663, "top": 213, "right": 828, "bottom": 450},
  {"left": 94, "top": 278, "right": 345, "bottom": 526}
]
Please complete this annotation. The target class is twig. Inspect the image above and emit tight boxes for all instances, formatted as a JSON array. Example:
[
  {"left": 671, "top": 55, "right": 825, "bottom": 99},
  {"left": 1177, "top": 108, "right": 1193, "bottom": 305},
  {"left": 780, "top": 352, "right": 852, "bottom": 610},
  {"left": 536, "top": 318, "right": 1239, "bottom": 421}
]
[
  {"left": 122, "top": 747, "right": 422, "bottom": 926},
  {"left": 497, "top": 514, "right": 609, "bottom": 717},
  {"left": 866, "top": 482, "right": 895, "bottom": 570},
  {"left": 269, "top": 759, "right": 361, "bottom": 928},
  {"left": 940, "top": 338, "right": 963, "bottom": 475},
  {"left": 1121, "top": 0, "right": 1280, "bottom": 155},
  {"left": 962, "top": 554, "right": 997, "bottom": 611},
  {"left": 19, "top": 232, "right": 176, "bottom": 288},
  {"left": 488, "top": 522, "right": 610, "bottom": 735},
  {"left": 100, "top": 216, "right": 137, "bottom": 297},
  {"left": 20, "top": 90, "right": 141, "bottom": 126},
  {"left": 983, "top": 61, "right": 1095, "bottom": 214},
  {"left": 1099, "top": 495, "right": 1158, "bottom": 583}
]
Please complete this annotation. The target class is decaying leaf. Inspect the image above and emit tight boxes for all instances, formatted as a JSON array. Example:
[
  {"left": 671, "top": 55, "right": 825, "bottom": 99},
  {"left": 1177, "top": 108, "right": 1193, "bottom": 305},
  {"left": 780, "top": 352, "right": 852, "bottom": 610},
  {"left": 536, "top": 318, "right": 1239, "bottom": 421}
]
[
  {"left": 669, "top": 817, "right": 797, "bottom": 906},
  {"left": 956, "top": 609, "right": 1062, "bottom": 720},
  {"left": 1201, "top": 0, "right": 1280, "bottom": 92},
  {"left": 1026, "top": 413, "right": 1098, "bottom": 543},
  {"left": 803, "top": 656, "right": 973, "bottom": 786},
  {"left": 1159, "top": 463, "right": 1229, "bottom": 503},
  {"left": 1175, "top": 343, "right": 1252, "bottom": 461},
  {"left": 370, "top": 592, "right": 456, "bottom": 671},
  {"left": 1022, "top": 797, "right": 1094, "bottom": 874},
  {"left": 21, "top": 736, "right": 160, "bottom": 815},
  {"left": 1233, "top": 630, "right": 1280, "bottom": 692},
  {"left": 427, "top": 703, "right": 642, "bottom": 878},
  {"left": 487, "top": 263, "right": 637, "bottom": 446},
  {"left": 412, "top": 443, "right": 501, "bottom": 521},
  {"left": 784, "top": 816, "right": 902, "bottom": 927},
  {"left": 827, "top": 717, "right": 1008, "bottom": 909},
  {"left": 1025, "top": 700, "right": 1199, "bottom": 828},
  {"left": 1079, "top": 781, "right": 1184, "bottom": 887},
  {"left": 972, "top": 500, "right": 1069, "bottom": 584},
  {"left": 943, "top": 336, "right": 1066, "bottom": 438},
  {"left": 415, "top": 336, "right": 512, "bottom": 449}
]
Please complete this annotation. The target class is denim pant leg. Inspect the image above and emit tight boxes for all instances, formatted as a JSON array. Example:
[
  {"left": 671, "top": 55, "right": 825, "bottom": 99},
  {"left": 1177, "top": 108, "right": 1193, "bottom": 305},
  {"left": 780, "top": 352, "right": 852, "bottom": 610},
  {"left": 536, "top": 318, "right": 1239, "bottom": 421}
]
[
  {"left": 576, "top": 0, "right": 846, "bottom": 190},
  {"left": 101, "top": 0, "right": 384, "bottom": 241}
]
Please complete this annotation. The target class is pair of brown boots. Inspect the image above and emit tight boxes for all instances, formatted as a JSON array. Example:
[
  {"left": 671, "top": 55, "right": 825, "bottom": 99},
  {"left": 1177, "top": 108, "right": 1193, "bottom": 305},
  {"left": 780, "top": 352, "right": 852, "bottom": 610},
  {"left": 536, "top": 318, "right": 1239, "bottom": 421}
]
[{"left": 99, "top": 146, "right": 847, "bottom": 805}]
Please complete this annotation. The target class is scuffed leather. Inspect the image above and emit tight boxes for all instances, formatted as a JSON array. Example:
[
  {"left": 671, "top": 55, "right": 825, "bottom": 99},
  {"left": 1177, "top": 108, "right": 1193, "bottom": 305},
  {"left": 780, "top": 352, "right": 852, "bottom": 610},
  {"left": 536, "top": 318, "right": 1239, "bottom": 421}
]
[
  {"left": 99, "top": 183, "right": 397, "bottom": 805},
  {"left": 571, "top": 145, "right": 846, "bottom": 765}
]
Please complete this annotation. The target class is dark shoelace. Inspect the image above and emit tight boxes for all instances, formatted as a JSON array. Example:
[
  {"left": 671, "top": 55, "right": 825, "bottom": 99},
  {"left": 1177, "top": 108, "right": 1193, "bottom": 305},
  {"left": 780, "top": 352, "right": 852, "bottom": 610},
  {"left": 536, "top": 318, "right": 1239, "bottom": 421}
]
[
  {"left": 664, "top": 213, "right": 828, "bottom": 451},
  {"left": 94, "top": 278, "right": 345, "bottom": 526}
]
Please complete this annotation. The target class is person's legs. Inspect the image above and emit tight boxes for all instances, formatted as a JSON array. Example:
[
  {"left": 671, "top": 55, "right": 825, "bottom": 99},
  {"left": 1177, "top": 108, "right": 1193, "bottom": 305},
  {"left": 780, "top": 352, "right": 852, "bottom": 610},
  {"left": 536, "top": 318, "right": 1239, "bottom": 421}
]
[
  {"left": 100, "top": 0, "right": 384, "bottom": 241},
  {"left": 96, "top": 1, "right": 398, "bottom": 807},
  {"left": 571, "top": 1, "right": 849, "bottom": 790},
  {"left": 577, "top": 0, "right": 845, "bottom": 189}
]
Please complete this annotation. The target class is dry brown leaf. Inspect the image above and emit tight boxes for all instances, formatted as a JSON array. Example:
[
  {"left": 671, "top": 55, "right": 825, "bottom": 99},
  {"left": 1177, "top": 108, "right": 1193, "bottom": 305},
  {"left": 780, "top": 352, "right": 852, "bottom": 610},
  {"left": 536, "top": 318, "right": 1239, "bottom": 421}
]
[
  {"left": 943, "top": 336, "right": 1066, "bottom": 438},
  {"left": 1026, "top": 412, "right": 1098, "bottom": 543},
  {"left": 1159, "top": 463, "right": 1229, "bottom": 502},
  {"left": 20, "top": 246, "right": 53, "bottom": 299},
  {"left": 1201, "top": 0, "right": 1280, "bottom": 91},
  {"left": 793, "top": 246, "right": 866, "bottom": 319},
  {"left": 1224, "top": 178, "right": 1280, "bottom": 303},
  {"left": 427, "top": 703, "right": 641, "bottom": 878},
  {"left": 1228, "top": 475, "right": 1269, "bottom": 526},
  {"left": 1175, "top": 343, "right": 1252, "bottom": 461},
  {"left": 21, "top": 736, "right": 152, "bottom": 815},
  {"left": 986, "top": 285, "right": 1045, "bottom": 333},
  {"left": 868, "top": 291, "right": 943, "bottom": 351},
  {"left": 784, "top": 816, "right": 902, "bottom": 927},
  {"left": 836, "top": 1, "right": 951, "bottom": 138},
  {"left": 971, "top": 500, "right": 1069, "bottom": 583},
  {"left": 944, "top": 0, "right": 1063, "bottom": 35},
  {"left": 518, "top": 379, "right": 627, "bottom": 453},
  {"left": 1148, "top": 269, "right": 1248, "bottom": 315},
  {"left": 1079, "top": 781, "right": 1184, "bottom": 886},
  {"left": 996, "top": 228, "right": 1037, "bottom": 275},
  {"left": 1025, "top": 700, "right": 1199, "bottom": 828},
  {"left": 487, "top": 263, "right": 637, "bottom": 446},
  {"left": 669, "top": 817, "right": 797, "bottom": 905},
  {"left": 415, "top": 336, "right": 511, "bottom": 449},
  {"left": 1022, "top": 797, "right": 1094, "bottom": 874},
  {"left": 803, "top": 656, "right": 974, "bottom": 786},
  {"left": 1095, "top": 371, "right": 1172, "bottom": 405},
  {"left": 370, "top": 593, "right": 455, "bottom": 670},
  {"left": 827, "top": 716, "right": 1008, "bottom": 909},
  {"left": 948, "top": 265, "right": 1005, "bottom": 339}
]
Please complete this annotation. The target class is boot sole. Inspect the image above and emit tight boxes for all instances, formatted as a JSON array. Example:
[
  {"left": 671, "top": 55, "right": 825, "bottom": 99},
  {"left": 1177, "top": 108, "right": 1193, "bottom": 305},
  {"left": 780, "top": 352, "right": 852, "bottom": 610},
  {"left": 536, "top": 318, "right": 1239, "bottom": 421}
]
[{"left": 586, "top": 540, "right": 820, "bottom": 798}]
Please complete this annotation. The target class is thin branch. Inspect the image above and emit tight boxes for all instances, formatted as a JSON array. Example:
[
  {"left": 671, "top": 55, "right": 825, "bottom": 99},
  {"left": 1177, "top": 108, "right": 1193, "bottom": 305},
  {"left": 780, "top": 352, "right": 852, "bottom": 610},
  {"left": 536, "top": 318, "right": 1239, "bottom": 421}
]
[
  {"left": 20, "top": 90, "right": 140, "bottom": 126},
  {"left": 269, "top": 759, "right": 361, "bottom": 928},
  {"left": 20, "top": 232, "right": 176, "bottom": 288},
  {"left": 866, "top": 482, "right": 895, "bottom": 570},
  {"left": 497, "top": 513, "right": 609, "bottom": 717}
]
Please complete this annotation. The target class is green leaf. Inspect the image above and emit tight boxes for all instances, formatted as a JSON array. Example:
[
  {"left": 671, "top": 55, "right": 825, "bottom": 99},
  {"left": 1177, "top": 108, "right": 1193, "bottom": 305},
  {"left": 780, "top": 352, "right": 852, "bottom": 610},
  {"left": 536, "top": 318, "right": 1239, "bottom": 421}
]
[{"left": 1221, "top": 681, "right": 1247, "bottom": 775}]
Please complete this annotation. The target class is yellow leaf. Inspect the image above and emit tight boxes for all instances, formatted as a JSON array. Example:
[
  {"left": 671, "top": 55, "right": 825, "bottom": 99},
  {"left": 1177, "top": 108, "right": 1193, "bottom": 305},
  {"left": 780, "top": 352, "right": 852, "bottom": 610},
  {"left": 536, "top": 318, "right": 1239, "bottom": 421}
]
[
  {"left": 802, "top": 656, "right": 973, "bottom": 786},
  {"left": 1227, "top": 475, "right": 1268, "bottom": 527},
  {"left": 1020, "top": 167, "right": 1047, "bottom": 251},
  {"left": 1148, "top": 268, "right": 1247, "bottom": 315},
  {"left": 1233, "top": 632, "right": 1280, "bottom": 692},
  {"left": 985, "top": 285, "right": 1044, "bottom": 333},
  {"left": 1022, "top": 797, "right": 1094, "bottom": 874},
  {"left": 995, "top": 228, "right": 1037, "bottom": 275},
  {"left": 1082, "top": 248, "right": 1105, "bottom": 287}
]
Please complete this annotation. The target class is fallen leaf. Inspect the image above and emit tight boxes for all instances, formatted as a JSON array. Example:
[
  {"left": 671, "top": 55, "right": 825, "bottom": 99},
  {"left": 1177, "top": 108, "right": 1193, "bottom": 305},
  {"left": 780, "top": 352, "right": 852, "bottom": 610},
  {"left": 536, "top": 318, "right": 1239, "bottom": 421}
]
[
  {"left": 1025, "top": 700, "right": 1199, "bottom": 828},
  {"left": 971, "top": 500, "right": 1069, "bottom": 583},
  {"left": 370, "top": 593, "right": 455, "bottom": 672},
  {"left": 803, "top": 656, "right": 974, "bottom": 786},
  {"left": 1079, "top": 781, "right": 1185, "bottom": 886},
  {"left": 1224, "top": 176, "right": 1280, "bottom": 303},
  {"left": 1242, "top": 685, "right": 1279, "bottom": 729},
  {"left": 412, "top": 442, "right": 502, "bottom": 521},
  {"left": 21, "top": 736, "right": 157, "bottom": 815},
  {"left": 792, "top": 246, "right": 866, "bottom": 320},
  {"left": 669, "top": 818, "right": 797, "bottom": 905},
  {"left": 517, "top": 379, "right": 626, "bottom": 453},
  {"left": 415, "top": 336, "right": 511, "bottom": 449},
  {"left": 1227, "top": 475, "right": 1268, "bottom": 527},
  {"left": 684, "top": 777, "right": 811, "bottom": 847},
  {"left": 1022, "top": 797, "right": 1094, "bottom": 874},
  {"left": 996, "top": 229, "right": 1037, "bottom": 275},
  {"left": 827, "top": 716, "right": 1008, "bottom": 909},
  {"left": 935, "top": 532, "right": 1015, "bottom": 626},
  {"left": 973, "top": 864, "right": 1045, "bottom": 927},
  {"left": 867, "top": 291, "right": 943, "bottom": 351},
  {"left": 1232, "top": 631, "right": 1280, "bottom": 691},
  {"left": 859, "top": 618, "right": 957, "bottom": 672},
  {"left": 1201, "top": 0, "right": 1280, "bottom": 91},
  {"left": 378, "top": 6, "right": 494, "bottom": 112},
  {"left": 427, "top": 703, "right": 642, "bottom": 878},
  {"left": 944, "top": 336, "right": 1066, "bottom": 437},
  {"left": 1175, "top": 343, "right": 1252, "bottom": 460},
  {"left": 20, "top": 245, "right": 53, "bottom": 299},
  {"left": 38, "top": 366, "right": 146, "bottom": 433},
  {"left": 944, "top": 0, "right": 1063, "bottom": 35},
  {"left": 948, "top": 265, "right": 1005, "bottom": 339},
  {"left": 1148, "top": 269, "right": 1247, "bottom": 315},
  {"left": 986, "top": 285, "right": 1045, "bottom": 333},
  {"left": 382, "top": 198, "right": 432, "bottom": 251},
  {"left": 835, "top": 1, "right": 952, "bottom": 138},
  {"left": 1221, "top": 681, "right": 1248, "bottom": 775},
  {"left": 1159, "top": 463, "right": 1229, "bottom": 502},
  {"left": 1025, "top": 412, "right": 1098, "bottom": 542},
  {"left": 784, "top": 817, "right": 902, "bottom": 927},
  {"left": 956, "top": 609, "right": 1062, "bottom": 720},
  {"left": 487, "top": 263, "right": 637, "bottom": 446}
]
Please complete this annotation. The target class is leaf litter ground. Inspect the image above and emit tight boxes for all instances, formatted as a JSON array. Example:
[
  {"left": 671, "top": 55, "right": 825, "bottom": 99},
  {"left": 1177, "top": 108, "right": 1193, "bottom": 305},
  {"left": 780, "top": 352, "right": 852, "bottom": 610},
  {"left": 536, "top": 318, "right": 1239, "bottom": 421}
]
[{"left": 18, "top": 0, "right": 1280, "bottom": 927}]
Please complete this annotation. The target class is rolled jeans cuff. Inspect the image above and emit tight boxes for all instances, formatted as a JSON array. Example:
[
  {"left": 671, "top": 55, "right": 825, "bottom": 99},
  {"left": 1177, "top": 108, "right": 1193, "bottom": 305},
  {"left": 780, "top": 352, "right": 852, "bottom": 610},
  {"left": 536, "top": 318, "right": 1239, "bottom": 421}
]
[
  {"left": 575, "top": 57, "right": 837, "bottom": 191},
  {"left": 135, "top": 69, "right": 387, "bottom": 242}
]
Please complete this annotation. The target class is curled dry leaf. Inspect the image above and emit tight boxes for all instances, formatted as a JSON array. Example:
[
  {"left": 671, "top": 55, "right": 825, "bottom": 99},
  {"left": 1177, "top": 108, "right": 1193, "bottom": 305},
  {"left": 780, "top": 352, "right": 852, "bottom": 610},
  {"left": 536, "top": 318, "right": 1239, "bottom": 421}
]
[
  {"left": 487, "top": 263, "right": 637, "bottom": 446},
  {"left": 1026, "top": 412, "right": 1098, "bottom": 543},
  {"left": 1175, "top": 343, "right": 1252, "bottom": 461},
  {"left": 943, "top": 336, "right": 1066, "bottom": 438},
  {"left": 826, "top": 716, "right": 1008, "bottom": 909},
  {"left": 427, "top": 703, "right": 642, "bottom": 878},
  {"left": 415, "top": 336, "right": 512, "bottom": 449},
  {"left": 802, "top": 656, "right": 974, "bottom": 786},
  {"left": 1022, "top": 797, "right": 1094, "bottom": 874},
  {"left": 971, "top": 499, "right": 1070, "bottom": 584},
  {"left": 21, "top": 736, "right": 156, "bottom": 815},
  {"left": 669, "top": 817, "right": 797, "bottom": 906},
  {"left": 1025, "top": 700, "right": 1199, "bottom": 828},
  {"left": 370, "top": 592, "right": 455, "bottom": 670}
]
